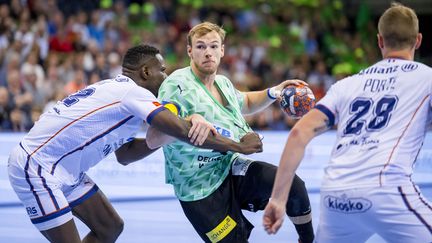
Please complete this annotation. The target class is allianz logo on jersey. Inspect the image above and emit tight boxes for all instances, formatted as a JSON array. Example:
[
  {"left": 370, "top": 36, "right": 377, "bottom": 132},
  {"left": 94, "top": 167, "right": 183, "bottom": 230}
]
[
  {"left": 401, "top": 63, "right": 418, "bottom": 72},
  {"left": 358, "top": 65, "right": 398, "bottom": 75},
  {"left": 324, "top": 194, "right": 372, "bottom": 214}
]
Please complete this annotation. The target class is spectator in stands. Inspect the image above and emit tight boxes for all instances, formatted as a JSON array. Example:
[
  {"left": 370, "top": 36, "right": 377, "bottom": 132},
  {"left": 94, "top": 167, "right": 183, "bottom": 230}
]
[{"left": 0, "top": 86, "right": 13, "bottom": 130}]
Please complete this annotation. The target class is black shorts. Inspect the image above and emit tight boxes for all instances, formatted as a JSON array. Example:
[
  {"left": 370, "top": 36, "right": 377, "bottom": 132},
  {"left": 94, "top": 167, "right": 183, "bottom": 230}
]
[{"left": 180, "top": 159, "right": 308, "bottom": 243}]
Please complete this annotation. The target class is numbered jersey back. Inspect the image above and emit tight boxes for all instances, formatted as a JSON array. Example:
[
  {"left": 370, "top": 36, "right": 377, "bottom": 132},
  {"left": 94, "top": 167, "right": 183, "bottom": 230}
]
[{"left": 316, "top": 59, "right": 432, "bottom": 189}]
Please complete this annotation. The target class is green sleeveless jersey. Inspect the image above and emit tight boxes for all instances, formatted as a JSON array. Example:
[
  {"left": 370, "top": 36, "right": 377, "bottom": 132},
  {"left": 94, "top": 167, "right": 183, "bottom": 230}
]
[{"left": 158, "top": 67, "right": 253, "bottom": 201}]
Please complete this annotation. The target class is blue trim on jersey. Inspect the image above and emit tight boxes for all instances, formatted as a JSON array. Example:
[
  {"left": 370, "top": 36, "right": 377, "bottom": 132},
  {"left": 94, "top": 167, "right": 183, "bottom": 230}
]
[
  {"left": 20, "top": 143, "right": 46, "bottom": 216},
  {"left": 30, "top": 206, "right": 71, "bottom": 224},
  {"left": 38, "top": 165, "right": 60, "bottom": 210},
  {"left": 50, "top": 115, "right": 135, "bottom": 174},
  {"left": 69, "top": 185, "right": 99, "bottom": 208},
  {"left": 146, "top": 106, "right": 167, "bottom": 125},
  {"left": 315, "top": 104, "right": 335, "bottom": 127},
  {"left": 19, "top": 142, "right": 30, "bottom": 155},
  {"left": 398, "top": 186, "right": 432, "bottom": 234}
]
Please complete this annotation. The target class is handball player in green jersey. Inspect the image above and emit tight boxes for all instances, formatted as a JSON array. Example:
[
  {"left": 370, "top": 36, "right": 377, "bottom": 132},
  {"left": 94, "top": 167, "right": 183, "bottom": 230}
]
[{"left": 155, "top": 22, "right": 314, "bottom": 243}]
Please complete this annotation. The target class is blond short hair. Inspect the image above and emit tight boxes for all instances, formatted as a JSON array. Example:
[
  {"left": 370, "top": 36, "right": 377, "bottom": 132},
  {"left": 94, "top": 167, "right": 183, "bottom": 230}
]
[
  {"left": 187, "top": 22, "right": 226, "bottom": 46},
  {"left": 378, "top": 2, "right": 419, "bottom": 50}
]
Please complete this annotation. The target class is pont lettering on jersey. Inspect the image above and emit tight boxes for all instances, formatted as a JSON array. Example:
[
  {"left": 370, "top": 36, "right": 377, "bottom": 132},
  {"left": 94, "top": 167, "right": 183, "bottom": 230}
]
[
  {"left": 324, "top": 194, "right": 372, "bottom": 214},
  {"left": 363, "top": 77, "right": 396, "bottom": 93}
]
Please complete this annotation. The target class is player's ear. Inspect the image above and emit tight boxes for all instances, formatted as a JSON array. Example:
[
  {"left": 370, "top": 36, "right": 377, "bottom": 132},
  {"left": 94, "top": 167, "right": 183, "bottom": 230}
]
[
  {"left": 377, "top": 34, "right": 384, "bottom": 49},
  {"left": 140, "top": 66, "right": 150, "bottom": 80},
  {"left": 221, "top": 44, "right": 225, "bottom": 58},
  {"left": 187, "top": 45, "right": 192, "bottom": 58},
  {"left": 415, "top": 33, "right": 422, "bottom": 49}
]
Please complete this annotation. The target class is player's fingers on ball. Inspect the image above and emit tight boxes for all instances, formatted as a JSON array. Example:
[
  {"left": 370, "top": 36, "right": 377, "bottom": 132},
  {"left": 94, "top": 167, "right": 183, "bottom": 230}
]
[
  {"left": 289, "top": 79, "right": 306, "bottom": 85},
  {"left": 283, "top": 79, "right": 299, "bottom": 86},
  {"left": 296, "top": 79, "right": 308, "bottom": 86}
]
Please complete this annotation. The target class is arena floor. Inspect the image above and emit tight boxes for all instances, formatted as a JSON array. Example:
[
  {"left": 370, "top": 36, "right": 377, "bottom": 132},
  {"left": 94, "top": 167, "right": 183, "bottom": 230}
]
[{"left": 1, "top": 131, "right": 431, "bottom": 243}]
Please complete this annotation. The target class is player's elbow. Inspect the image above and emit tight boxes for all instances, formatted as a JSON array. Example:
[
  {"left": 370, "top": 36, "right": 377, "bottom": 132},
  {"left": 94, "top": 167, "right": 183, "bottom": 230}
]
[
  {"left": 117, "top": 158, "right": 130, "bottom": 166},
  {"left": 288, "top": 126, "right": 310, "bottom": 148},
  {"left": 115, "top": 152, "right": 131, "bottom": 166}
]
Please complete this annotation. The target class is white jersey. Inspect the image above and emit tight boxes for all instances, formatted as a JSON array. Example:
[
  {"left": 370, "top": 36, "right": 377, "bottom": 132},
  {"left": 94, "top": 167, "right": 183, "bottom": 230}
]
[
  {"left": 316, "top": 58, "right": 432, "bottom": 190},
  {"left": 20, "top": 74, "right": 165, "bottom": 185}
]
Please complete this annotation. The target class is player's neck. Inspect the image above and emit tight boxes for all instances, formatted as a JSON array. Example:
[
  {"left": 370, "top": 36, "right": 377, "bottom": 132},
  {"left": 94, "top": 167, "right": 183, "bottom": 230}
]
[
  {"left": 122, "top": 72, "right": 143, "bottom": 86},
  {"left": 383, "top": 50, "right": 414, "bottom": 61},
  {"left": 191, "top": 64, "right": 216, "bottom": 87}
]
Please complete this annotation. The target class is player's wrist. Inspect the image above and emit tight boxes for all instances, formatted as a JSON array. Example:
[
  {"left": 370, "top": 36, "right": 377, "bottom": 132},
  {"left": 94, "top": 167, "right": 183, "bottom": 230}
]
[{"left": 267, "top": 86, "right": 281, "bottom": 100}]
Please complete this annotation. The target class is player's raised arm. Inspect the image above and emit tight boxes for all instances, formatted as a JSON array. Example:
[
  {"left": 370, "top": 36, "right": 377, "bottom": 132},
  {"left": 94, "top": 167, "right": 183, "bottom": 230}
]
[
  {"left": 116, "top": 113, "right": 220, "bottom": 165},
  {"left": 151, "top": 109, "right": 263, "bottom": 154},
  {"left": 241, "top": 79, "right": 307, "bottom": 115},
  {"left": 263, "top": 108, "right": 330, "bottom": 234},
  {"left": 145, "top": 113, "right": 217, "bottom": 149}
]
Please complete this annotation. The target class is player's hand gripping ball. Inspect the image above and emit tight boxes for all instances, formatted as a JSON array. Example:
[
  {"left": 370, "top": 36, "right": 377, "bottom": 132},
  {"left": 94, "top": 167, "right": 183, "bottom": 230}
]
[{"left": 279, "top": 84, "right": 316, "bottom": 119}]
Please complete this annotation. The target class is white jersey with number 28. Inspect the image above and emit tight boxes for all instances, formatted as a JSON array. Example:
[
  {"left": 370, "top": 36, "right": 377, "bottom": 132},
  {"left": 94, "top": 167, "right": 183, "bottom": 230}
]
[{"left": 316, "top": 58, "right": 432, "bottom": 190}]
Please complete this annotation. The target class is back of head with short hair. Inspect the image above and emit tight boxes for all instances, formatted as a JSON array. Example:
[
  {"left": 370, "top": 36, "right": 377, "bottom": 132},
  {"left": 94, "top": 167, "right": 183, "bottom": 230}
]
[
  {"left": 378, "top": 2, "right": 419, "bottom": 50},
  {"left": 122, "top": 44, "right": 160, "bottom": 70},
  {"left": 187, "top": 22, "right": 226, "bottom": 46}
]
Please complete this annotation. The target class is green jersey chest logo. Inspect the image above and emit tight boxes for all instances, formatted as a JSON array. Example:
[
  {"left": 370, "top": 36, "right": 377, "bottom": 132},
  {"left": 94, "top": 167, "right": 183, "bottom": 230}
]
[{"left": 214, "top": 125, "right": 233, "bottom": 139}]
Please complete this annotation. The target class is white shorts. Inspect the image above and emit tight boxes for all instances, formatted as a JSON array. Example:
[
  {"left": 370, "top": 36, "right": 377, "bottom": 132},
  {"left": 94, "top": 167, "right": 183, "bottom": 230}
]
[
  {"left": 8, "top": 144, "right": 99, "bottom": 231},
  {"left": 316, "top": 185, "right": 432, "bottom": 243}
]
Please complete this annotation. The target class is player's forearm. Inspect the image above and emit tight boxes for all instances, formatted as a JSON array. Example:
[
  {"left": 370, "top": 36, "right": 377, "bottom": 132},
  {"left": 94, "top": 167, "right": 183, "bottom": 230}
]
[
  {"left": 146, "top": 126, "right": 176, "bottom": 149},
  {"left": 151, "top": 113, "right": 242, "bottom": 153},
  {"left": 242, "top": 89, "right": 275, "bottom": 115},
  {"left": 271, "top": 130, "right": 306, "bottom": 203},
  {"left": 115, "top": 138, "right": 158, "bottom": 165},
  {"left": 272, "top": 110, "right": 328, "bottom": 202}
]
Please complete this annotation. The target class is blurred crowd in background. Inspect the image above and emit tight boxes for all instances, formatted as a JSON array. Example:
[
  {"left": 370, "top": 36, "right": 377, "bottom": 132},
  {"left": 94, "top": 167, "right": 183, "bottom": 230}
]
[{"left": 0, "top": 0, "right": 430, "bottom": 132}]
